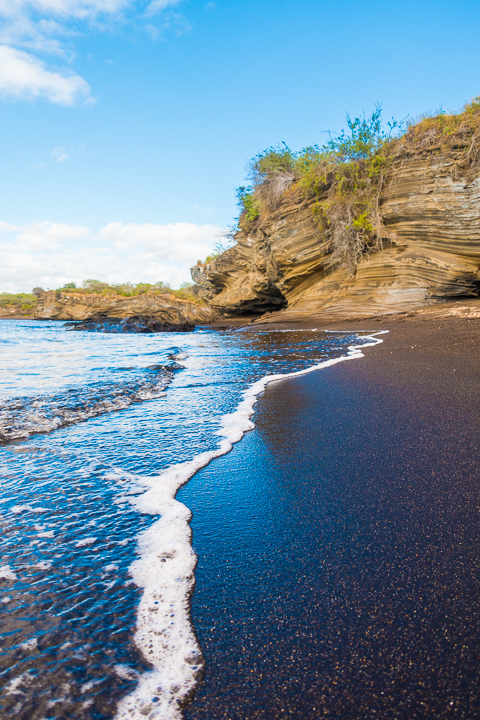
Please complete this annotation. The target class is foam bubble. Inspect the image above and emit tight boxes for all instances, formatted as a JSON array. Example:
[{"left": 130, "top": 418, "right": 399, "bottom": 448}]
[
  {"left": 115, "top": 665, "right": 140, "bottom": 681},
  {"left": 35, "top": 561, "right": 53, "bottom": 570},
  {"left": 5, "top": 672, "right": 32, "bottom": 696},
  {"left": 11, "top": 504, "right": 33, "bottom": 514},
  {"left": 11, "top": 505, "right": 47, "bottom": 515},
  {"left": 75, "top": 537, "right": 97, "bottom": 547},
  {"left": 115, "top": 332, "right": 387, "bottom": 720},
  {"left": 0, "top": 565, "right": 17, "bottom": 580}
]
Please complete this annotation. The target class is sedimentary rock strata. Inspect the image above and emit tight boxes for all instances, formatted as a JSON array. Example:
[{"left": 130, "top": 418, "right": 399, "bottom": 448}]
[
  {"left": 192, "top": 148, "right": 480, "bottom": 321},
  {"left": 34, "top": 290, "right": 217, "bottom": 328}
]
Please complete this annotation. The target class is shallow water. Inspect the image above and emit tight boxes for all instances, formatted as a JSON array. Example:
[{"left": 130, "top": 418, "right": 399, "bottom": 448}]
[{"left": 0, "top": 320, "right": 371, "bottom": 719}]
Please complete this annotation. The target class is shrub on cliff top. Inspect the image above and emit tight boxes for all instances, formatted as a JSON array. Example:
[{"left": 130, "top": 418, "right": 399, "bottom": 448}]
[
  {"left": 56, "top": 279, "right": 173, "bottom": 296},
  {"left": 236, "top": 98, "right": 480, "bottom": 273},
  {"left": 0, "top": 292, "right": 37, "bottom": 312},
  {"left": 54, "top": 280, "right": 200, "bottom": 302},
  {"left": 237, "top": 106, "right": 402, "bottom": 271}
]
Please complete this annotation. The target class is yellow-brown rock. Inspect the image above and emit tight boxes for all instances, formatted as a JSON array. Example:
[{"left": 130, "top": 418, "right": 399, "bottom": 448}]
[
  {"left": 192, "top": 147, "right": 480, "bottom": 321},
  {"left": 34, "top": 290, "right": 218, "bottom": 325}
]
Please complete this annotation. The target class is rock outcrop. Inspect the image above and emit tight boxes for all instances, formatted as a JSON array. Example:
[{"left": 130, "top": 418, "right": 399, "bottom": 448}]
[
  {"left": 34, "top": 290, "right": 218, "bottom": 329},
  {"left": 0, "top": 306, "right": 34, "bottom": 319},
  {"left": 191, "top": 147, "right": 480, "bottom": 321},
  {"left": 64, "top": 316, "right": 195, "bottom": 333}
]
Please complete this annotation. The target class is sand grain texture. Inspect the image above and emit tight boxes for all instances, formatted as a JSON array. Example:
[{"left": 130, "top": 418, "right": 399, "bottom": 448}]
[{"left": 181, "top": 315, "right": 480, "bottom": 720}]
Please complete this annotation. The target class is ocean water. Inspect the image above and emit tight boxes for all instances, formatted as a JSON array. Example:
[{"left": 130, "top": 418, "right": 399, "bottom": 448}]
[{"left": 0, "top": 319, "right": 380, "bottom": 720}]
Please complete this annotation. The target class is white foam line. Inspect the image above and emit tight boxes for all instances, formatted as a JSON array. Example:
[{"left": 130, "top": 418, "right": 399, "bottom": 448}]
[{"left": 114, "top": 331, "right": 388, "bottom": 720}]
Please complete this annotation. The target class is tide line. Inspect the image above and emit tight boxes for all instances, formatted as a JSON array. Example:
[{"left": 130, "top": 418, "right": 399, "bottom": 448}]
[{"left": 114, "top": 331, "right": 388, "bottom": 720}]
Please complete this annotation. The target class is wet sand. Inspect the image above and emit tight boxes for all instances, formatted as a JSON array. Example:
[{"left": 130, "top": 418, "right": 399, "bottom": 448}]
[{"left": 180, "top": 313, "right": 480, "bottom": 719}]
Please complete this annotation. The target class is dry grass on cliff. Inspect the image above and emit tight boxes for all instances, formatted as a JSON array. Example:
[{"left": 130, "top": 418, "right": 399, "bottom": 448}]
[{"left": 393, "top": 97, "right": 480, "bottom": 167}]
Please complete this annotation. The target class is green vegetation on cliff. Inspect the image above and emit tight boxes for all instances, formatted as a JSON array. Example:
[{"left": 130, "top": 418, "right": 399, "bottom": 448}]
[
  {"left": 235, "top": 98, "right": 480, "bottom": 273},
  {"left": 0, "top": 292, "right": 37, "bottom": 314},
  {"left": 1, "top": 281, "right": 199, "bottom": 315},
  {"left": 56, "top": 280, "right": 199, "bottom": 301}
]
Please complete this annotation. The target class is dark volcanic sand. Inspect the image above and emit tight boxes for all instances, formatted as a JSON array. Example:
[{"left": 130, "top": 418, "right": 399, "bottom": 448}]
[{"left": 179, "top": 316, "right": 480, "bottom": 719}]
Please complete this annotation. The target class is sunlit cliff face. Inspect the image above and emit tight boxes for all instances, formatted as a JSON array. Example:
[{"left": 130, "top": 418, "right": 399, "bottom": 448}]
[{"left": 196, "top": 147, "right": 480, "bottom": 321}]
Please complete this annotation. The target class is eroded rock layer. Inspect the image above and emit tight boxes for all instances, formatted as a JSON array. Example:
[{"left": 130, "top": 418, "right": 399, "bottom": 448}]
[
  {"left": 34, "top": 290, "right": 218, "bottom": 328},
  {"left": 192, "top": 148, "right": 480, "bottom": 321}
]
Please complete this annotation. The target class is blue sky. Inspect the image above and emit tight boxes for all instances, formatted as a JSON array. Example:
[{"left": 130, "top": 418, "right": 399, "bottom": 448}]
[{"left": 1, "top": 0, "right": 479, "bottom": 291}]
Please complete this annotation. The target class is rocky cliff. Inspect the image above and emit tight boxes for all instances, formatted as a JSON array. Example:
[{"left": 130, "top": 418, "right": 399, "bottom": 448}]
[
  {"left": 28, "top": 110, "right": 480, "bottom": 328},
  {"left": 191, "top": 146, "right": 480, "bottom": 322},
  {"left": 34, "top": 290, "right": 218, "bottom": 327},
  {"left": 0, "top": 305, "right": 34, "bottom": 319}
]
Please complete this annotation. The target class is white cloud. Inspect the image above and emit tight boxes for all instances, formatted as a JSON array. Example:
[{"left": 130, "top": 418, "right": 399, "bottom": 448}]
[
  {"left": 52, "top": 146, "right": 68, "bottom": 161},
  {"left": 0, "top": 1, "right": 130, "bottom": 20},
  {"left": 0, "top": 45, "right": 91, "bottom": 103},
  {"left": 0, "top": 219, "right": 223, "bottom": 292},
  {"left": 0, "top": 15, "right": 72, "bottom": 57},
  {"left": 16, "top": 220, "right": 89, "bottom": 249},
  {"left": 0, "top": 221, "right": 18, "bottom": 232},
  {"left": 0, "top": 0, "right": 185, "bottom": 105},
  {"left": 146, "top": 0, "right": 182, "bottom": 16}
]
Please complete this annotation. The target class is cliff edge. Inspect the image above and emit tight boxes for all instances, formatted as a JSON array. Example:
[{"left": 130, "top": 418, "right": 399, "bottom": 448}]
[
  {"left": 191, "top": 108, "right": 480, "bottom": 322},
  {"left": 34, "top": 289, "right": 218, "bottom": 326}
]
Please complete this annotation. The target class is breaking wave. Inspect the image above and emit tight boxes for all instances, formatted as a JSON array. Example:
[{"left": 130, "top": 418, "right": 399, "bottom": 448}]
[
  {"left": 0, "top": 347, "right": 187, "bottom": 443},
  {"left": 0, "top": 321, "right": 387, "bottom": 720}
]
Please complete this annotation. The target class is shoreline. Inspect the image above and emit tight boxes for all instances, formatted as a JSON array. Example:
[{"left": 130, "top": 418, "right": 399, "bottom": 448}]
[
  {"left": 179, "top": 312, "right": 480, "bottom": 718},
  {"left": 114, "top": 331, "right": 381, "bottom": 719},
  {"left": 2, "top": 306, "right": 479, "bottom": 716},
  {"left": 3, "top": 296, "right": 480, "bottom": 328}
]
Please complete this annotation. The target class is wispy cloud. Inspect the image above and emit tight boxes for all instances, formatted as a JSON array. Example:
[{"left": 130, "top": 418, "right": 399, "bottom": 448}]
[
  {"left": 145, "top": 0, "right": 182, "bottom": 18},
  {"left": 0, "top": 219, "right": 222, "bottom": 291},
  {"left": 0, "top": 0, "right": 186, "bottom": 105},
  {"left": 0, "top": 1, "right": 130, "bottom": 21},
  {"left": 52, "top": 146, "right": 69, "bottom": 161}
]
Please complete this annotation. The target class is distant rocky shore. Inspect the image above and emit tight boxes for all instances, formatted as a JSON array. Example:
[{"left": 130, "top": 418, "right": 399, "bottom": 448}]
[
  {"left": 28, "top": 288, "right": 217, "bottom": 332},
  {"left": 64, "top": 316, "right": 195, "bottom": 333}
]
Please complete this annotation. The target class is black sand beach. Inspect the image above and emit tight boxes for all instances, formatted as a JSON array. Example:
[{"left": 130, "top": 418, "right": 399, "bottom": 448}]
[{"left": 180, "top": 313, "right": 480, "bottom": 719}]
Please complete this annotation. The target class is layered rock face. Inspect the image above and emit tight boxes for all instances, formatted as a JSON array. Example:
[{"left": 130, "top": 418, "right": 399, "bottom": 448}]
[
  {"left": 0, "top": 306, "right": 34, "bottom": 318},
  {"left": 192, "top": 148, "right": 480, "bottom": 321},
  {"left": 34, "top": 290, "right": 217, "bottom": 328}
]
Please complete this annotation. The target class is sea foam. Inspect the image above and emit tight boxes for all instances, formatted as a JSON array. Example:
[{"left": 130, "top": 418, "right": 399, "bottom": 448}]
[{"left": 114, "top": 332, "right": 387, "bottom": 720}]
